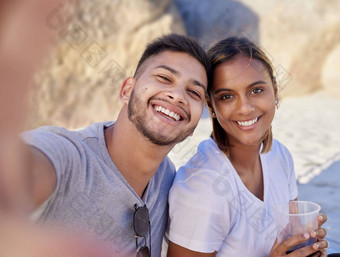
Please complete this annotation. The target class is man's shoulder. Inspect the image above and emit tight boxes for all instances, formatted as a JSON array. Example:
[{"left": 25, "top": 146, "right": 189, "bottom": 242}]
[
  {"left": 23, "top": 121, "right": 113, "bottom": 141},
  {"left": 22, "top": 125, "right": 77, "bottom": 146},
  {"left": 73, "top": 121, "right": 114, "bottom": 140},
  {"left": 158, "top": 156, "right": 176, "bottom": 180},
  {"left": 148, "top": 156, "right": 176, "bottom": 195}
]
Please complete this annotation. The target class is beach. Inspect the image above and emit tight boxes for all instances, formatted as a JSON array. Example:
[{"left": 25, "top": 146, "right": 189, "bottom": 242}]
[{"left": 169, "top": 90, "right": 340, "bottom": 253}]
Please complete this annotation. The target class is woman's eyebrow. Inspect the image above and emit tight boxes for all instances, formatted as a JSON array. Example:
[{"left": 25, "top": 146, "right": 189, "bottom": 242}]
[{"left": 214, "top": 80, "right": 267, "bottom": 94}]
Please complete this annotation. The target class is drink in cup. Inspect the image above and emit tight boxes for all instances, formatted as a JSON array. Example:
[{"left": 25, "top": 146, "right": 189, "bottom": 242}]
[{"left": 273, "top": 201, "right": 321, "bottom": 254}]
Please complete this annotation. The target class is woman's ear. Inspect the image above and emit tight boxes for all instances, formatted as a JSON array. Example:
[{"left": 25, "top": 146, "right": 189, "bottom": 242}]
[
  {"left": 273, "top": 77, "right": 279, "bottom": 99},
  {"left": 119, "top": 77, "right": 135, "bottom": 104},
  {"left": 206, "top": 97, "right": 216, "bottom": 118}
]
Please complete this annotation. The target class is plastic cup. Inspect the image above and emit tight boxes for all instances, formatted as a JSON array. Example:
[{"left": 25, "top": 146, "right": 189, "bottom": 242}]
[{"left": 273, "top": 200, "right": 321, "bottom": 252}]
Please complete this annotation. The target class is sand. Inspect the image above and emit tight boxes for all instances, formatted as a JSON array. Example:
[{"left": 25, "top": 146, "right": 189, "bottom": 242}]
[{"left": 169, "top": 90, "right": 340, "bottom": 253}]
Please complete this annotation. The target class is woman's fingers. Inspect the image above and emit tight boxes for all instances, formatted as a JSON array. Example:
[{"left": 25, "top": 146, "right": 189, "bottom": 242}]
[
  {"left": 287, "top": 244, "right": 317, "bottom": 257},
  {"left": 318, "top": 214, "right": 327, "bottom": 228},
  {"left": 319, "top": 249, "right": 328, "bottom": 257},
  {"left": 271, "top": 234, "right": 329, "bottom": 257},
  {"left": 313, "top": 240, "right": 329, "bottom": 251},
  {"left": 272, "top": 233, "right": 310, "bottom": 255},
  {"left": 311, "top": 228, "right": 327, "bottom": 239}
]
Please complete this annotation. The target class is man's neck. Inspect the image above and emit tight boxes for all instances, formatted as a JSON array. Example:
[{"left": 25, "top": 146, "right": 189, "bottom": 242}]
[{"left": 104, "top": 112, "right": 172, "bottom": 198}]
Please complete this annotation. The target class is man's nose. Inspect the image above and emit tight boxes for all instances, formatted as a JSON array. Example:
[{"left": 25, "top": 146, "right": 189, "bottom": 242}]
[{"left": 165, "top": 87, "right": 188, "bottom": 105}]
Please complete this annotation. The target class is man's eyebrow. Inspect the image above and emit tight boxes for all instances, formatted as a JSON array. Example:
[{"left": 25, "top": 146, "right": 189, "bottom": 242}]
[
  {"left": 156, "top": 65, "right": 207, "bottom": 93},
  {"left": 192, "top": 80, "right": 207, "bottom": 93},
  {"left": 155, "top": 65, "right": 180, "bottom": 75},
  {"left": 214, "top": 81, "right": 266, "bottom": 94}
]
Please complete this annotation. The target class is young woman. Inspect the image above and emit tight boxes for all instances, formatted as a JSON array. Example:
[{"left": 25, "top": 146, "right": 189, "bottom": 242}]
[{"left": 166, "top": 37, "right": 330, "bottom": 257}]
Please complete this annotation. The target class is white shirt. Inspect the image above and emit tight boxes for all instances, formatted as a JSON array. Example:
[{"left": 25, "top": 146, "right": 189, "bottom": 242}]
[{"left": 168, "top": 138, "right": 298, "bottom": 257}]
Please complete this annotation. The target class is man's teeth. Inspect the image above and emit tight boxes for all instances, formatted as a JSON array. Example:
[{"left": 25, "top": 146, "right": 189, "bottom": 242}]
[
  {"left": 237, "top": 117, "right": 258, "bottom": 127},
  {"left": 155, "top": 106, "right": 181, "bottom": 121}
]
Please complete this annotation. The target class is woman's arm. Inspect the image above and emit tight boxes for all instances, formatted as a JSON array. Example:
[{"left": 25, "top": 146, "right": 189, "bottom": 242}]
[{"left": 167, "top": 241, "right": 216, "bottom": 257}]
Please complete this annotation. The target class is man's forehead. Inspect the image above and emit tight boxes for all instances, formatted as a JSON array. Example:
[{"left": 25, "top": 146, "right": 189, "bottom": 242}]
[
  {"left": 148, "top": 51, "right": 200, "bottom": 67},
  {"left": 137, "top": 51, "right": 207, "bottom": 86}
]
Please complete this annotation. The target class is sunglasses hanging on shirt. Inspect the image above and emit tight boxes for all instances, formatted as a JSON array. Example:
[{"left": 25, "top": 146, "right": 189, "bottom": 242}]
[{"left": 133, "top": 204, "right": 151, "bottom": 257}]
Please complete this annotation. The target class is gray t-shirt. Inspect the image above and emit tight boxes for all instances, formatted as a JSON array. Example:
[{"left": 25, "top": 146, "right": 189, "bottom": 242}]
[{"left": 22, "top": 121, "right": 176, "bottom": 257}]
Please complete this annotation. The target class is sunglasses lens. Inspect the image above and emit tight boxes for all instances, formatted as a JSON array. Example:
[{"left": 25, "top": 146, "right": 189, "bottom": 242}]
[
  {"left": 137, "top": 246, "right": 150, "bottom": 257},
  {"left": 133, "top": 206, "right": 149, "bottom": 237}
]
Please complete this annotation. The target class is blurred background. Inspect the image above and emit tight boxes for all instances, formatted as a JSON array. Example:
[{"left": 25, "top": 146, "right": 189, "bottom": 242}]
[
  {"left": 21, "top": 0, "right": 339, "bottom": 253},
  {"left": 25, "top": 0, "right": 340, "bottom": 130}
]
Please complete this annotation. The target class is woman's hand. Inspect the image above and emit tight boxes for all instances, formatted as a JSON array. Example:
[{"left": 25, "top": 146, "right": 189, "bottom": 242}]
[
  {"left": 309, "top": 214, "right": 329, "bottom": 257},
  {"left": 269, "top": 230, "right": 329, "bottom": 257}
]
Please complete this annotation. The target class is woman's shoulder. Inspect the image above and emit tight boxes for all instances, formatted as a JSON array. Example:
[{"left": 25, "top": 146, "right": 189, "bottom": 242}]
[
  {"left": 268, "top": 138, "right": 292, "bottom": 157},
  {"left": 172, "top": 138, "right": 236, "bottom": 199},
  {"left": 263, "top": 139, "right": 294, "bottom": 172},
  {"left": 177, "top": 138, "right": 230, "bottom": 177}
]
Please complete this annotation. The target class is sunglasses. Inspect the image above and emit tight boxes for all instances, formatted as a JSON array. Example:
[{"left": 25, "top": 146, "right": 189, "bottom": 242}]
[{"left": 133, "top": 204, "right": 151, "bottom": 257}]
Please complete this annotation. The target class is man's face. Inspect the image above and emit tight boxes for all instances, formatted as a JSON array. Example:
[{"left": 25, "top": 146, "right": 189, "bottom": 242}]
[{"left": 127, "top": 51, "right": 207, "bottom": 146}]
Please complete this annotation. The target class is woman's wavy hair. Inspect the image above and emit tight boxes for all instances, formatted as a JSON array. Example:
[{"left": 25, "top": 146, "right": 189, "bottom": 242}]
[{"left": 207, "top": 37, "right": 277, "bottom": 156}]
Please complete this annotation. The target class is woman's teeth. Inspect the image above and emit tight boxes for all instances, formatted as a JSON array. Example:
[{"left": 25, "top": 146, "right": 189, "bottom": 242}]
[{"left": 237, "top": 117, "right": 258, "bottom": 127}]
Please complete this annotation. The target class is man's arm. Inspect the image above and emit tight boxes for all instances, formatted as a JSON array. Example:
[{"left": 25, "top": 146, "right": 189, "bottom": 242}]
[
  {"left": 29, "top": 146, "right": 57, "bottom": 208},
  {"left": 0, "top": 1, "right": 116, "bottom": 256},
  {"left": 0, "top": 139, "right": 57, "bottom": 214}
]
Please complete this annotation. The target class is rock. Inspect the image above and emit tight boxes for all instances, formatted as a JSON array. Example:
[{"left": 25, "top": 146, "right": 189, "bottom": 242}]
[
  {"left": 174, "top": 0, "right": 340, "bottom": 97},
  {"left": 174, "top": 0, "right": 260, "bottom": 48},
  {"left": 26, "top": 0, "right": 185, "bottom": 129}
]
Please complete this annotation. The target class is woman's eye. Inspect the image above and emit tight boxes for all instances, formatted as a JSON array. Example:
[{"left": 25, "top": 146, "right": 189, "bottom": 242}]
[
  {"left": 251, "top": 88, "right": 264, "bottom": 94},
  {"left": 221, "top": 94, "right": 233, "bottom": 100}
]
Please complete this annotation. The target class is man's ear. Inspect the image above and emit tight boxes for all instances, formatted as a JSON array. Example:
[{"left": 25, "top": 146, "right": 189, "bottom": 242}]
[{"left": 119, "top": 77, "right": 135, "bottom": 104}]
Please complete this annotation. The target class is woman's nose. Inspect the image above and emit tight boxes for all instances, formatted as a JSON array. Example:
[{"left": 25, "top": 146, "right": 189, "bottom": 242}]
[{"left": 237, "top": 97, "right": 255, "bottom": 114}]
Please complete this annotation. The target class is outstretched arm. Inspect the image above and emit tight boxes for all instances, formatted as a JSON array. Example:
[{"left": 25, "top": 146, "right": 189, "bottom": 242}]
[
  {"left": 0, "top": 1, "right": 117, "bottom": 256},
  {"left": 0, "top": 0, "right": 61, "bottom": 216}
]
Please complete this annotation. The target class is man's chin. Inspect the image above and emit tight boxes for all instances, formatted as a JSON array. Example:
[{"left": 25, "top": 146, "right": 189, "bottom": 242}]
[
  {"left": 142, "top": 131, "right": 187, "bottom": 146},
  {"left": 146, "top": 135, "right": 179, "bottom": 146}
]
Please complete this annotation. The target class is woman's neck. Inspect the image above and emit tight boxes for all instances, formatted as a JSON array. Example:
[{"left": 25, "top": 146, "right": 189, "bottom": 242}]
[
  {"left": 228, "top": 144, "right": 264, "bottom": 201},
  {"left": 228, "top": 144, "right": 261, "bottom": 174}
]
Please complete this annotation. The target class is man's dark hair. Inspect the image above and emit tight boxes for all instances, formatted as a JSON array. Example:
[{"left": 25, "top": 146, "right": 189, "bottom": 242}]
[{"left": 134, "top": 33, "right": 210, "bottom": 80}]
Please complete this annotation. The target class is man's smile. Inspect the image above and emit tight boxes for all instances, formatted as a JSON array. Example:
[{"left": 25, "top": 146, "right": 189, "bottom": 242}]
[{"left": 154, "top": 105, "right": 182, "bottom": 121}]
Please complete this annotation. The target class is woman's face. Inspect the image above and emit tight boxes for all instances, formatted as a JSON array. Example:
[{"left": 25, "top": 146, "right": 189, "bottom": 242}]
[{"left": 209, "top": 54, "right": 277, "bottom": 148}]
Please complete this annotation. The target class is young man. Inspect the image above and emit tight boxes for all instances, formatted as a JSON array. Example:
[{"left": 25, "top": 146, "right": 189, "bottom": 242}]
[{"left": 21, "top": 33, "right": 210, "bottom": 257}]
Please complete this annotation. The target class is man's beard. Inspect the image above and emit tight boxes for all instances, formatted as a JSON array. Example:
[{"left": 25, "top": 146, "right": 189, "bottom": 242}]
[{"left": 127, "top": 89, "right": 195, "bottom": 146}]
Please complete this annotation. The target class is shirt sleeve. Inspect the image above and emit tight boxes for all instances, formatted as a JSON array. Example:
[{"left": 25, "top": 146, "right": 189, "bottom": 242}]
[
  {"left": 21, "top": 127, "right": 83, "bottom": 199},
  {"left": 285, "top": 147, "right": 298, "bottom": 200},
  {"left": 168, "top": 168, "right": 232, "bottom": 253}
]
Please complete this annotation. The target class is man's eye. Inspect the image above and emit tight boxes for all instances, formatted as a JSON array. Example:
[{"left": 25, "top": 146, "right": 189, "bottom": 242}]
[
  {"left": 188, "top": 89, "right": 201, "bottom": 99},
  {"left": 157, "top": 75, "right": 171, "bottom": 82}
]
